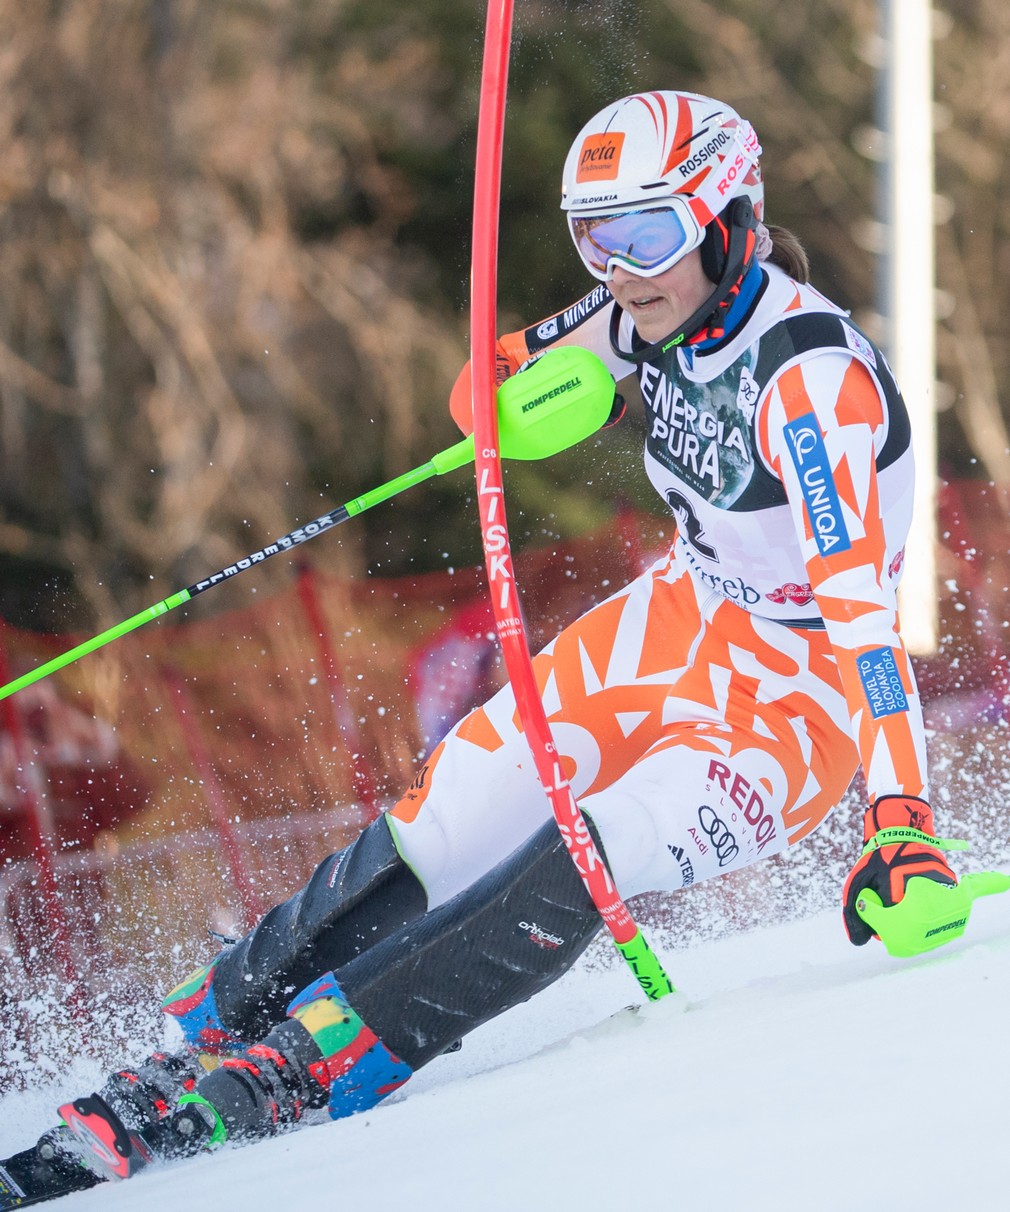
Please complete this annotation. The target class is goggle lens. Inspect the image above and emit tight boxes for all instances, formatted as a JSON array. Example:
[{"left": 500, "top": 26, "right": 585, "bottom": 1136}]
[{"left": 568, "top": 206, "right": 702, "bottom": 280}]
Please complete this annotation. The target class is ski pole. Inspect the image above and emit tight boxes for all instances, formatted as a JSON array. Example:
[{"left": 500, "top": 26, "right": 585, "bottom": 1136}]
[{"left": 0, "top": 345, "right": 618, "bottom": 702}]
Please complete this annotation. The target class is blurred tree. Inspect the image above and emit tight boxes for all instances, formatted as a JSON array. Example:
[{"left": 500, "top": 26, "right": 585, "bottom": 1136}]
[
  {"left": 0, "top": 0, "right": 473, "bottom": 627},
  {"left": 0, "top": 0, "right": 1001, "bottom": 632}
]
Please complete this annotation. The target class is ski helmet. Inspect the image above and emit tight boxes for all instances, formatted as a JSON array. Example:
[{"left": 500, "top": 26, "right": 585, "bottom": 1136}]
[{"left": 561, "top": 90, "right": 765, "bottom": 356}]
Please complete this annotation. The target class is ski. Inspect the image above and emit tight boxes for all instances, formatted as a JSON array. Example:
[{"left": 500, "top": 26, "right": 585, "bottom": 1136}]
[
  {"left": 0, "top": 1093, "right": 160, "bottom": 1209},
  {"left": 0, "top": 1128, "right": 104, "bottom": 1209}
]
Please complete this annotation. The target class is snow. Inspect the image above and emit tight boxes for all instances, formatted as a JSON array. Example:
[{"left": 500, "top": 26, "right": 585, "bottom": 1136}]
[{"left": 4, "top": 876, "right": 1010, "bottom": 1212}]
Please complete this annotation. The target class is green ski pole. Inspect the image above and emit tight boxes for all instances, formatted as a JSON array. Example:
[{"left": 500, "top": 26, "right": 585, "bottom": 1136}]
[{"left": 0, "top": 346, "right": 618, "bottom": 701}]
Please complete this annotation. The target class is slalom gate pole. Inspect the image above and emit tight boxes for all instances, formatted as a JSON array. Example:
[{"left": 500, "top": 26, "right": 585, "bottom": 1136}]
[{"left": 469, "top": 0, "right": 673, "bottom": 1000}]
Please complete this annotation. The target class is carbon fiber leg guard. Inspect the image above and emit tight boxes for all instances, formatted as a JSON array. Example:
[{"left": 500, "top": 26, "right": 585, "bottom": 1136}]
[
  {"left": 160, "top": 818, "right": 602, "bottom": 1139},
  {"left": 164, "top": 812, "right": 427, "bottom": 1045},
  {"left": 335, "top": 815, "right": 605, "bottom": 1070}
]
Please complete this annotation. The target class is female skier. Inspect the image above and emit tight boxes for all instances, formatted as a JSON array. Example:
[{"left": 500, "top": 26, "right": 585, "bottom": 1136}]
[{"left": 8, "top": 89, "right": 964, "bottom": 1195}]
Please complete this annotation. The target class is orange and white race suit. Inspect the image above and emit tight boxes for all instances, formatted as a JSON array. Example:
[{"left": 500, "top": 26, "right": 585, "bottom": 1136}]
[{"left": 389, "top": 263, "right": 926, "bottom": 909}]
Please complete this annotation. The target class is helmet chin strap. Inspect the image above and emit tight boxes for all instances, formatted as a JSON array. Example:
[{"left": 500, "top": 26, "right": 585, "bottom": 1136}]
[{"left": 608, "top": 198, "right": 758, "bottom": 365}]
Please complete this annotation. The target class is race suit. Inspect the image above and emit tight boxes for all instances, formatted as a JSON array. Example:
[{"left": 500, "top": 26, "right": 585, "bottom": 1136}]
[{"left": 389, "top": 261, "right": 925, "bottom": 909}]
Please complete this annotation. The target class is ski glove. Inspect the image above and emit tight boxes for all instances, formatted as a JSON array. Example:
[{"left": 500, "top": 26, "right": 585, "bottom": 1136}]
[
  {"left": 842, "top": 795, "right": 958, "bottom": 946},
  {"left": 449, "top": 336, "right": 527, "bottom": 435}
]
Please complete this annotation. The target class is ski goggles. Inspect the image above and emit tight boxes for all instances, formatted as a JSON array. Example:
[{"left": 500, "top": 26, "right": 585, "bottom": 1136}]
[{"left": 568, "top": 202, "right": 707, "bottom": 282}]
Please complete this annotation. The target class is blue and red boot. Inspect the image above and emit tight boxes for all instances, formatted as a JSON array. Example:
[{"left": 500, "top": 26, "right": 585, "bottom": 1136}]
[{"left": 60, "top": 972, "right": 411, "bottom": 1181}]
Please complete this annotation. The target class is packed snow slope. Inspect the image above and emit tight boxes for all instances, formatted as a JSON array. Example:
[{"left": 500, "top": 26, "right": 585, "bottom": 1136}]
[{"left": 4, "top": 878, "right": 1010, "bottom": 1212}]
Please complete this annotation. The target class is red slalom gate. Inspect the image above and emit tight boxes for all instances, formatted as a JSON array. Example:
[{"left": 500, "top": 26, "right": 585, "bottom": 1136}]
[{"left": 468, "top": 0, "right": 672, "bottom": 1000}]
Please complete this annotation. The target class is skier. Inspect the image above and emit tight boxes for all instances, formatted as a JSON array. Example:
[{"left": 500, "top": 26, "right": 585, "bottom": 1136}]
[{"left": 1, "top": 89, "right": 965, "bottom": 1202}]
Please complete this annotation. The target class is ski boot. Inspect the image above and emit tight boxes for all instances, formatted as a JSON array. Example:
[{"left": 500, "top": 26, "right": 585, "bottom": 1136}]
[
  {"left": 57, "top": 1049, "right": 210, "bottom": 1181},
  {"left": 58, "top": 1021, "right": 348, "bottom": 1179},
  {"left": 61, "top": 964, "right": 417, "bottom": 1182},
  {"left": 99, "top": 1049, "right": 206, "bottom": 1129},
  {"left": 57, "top": 1011, "right": 347, "bottom": 1180}
]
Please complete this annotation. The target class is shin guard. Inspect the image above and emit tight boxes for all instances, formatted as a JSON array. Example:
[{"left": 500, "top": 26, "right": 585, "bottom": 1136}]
[{"left": 335, "top": 816, "right": 605, "bottom": 1069}]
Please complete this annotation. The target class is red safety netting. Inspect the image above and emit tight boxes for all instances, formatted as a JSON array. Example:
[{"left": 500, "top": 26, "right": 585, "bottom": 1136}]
[
  {"left": 0, "top": 485, "right": 1009, "bottom": 1077},
  {"left": 0, "top": 510, "right": 670, "bottom": 1031}
]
